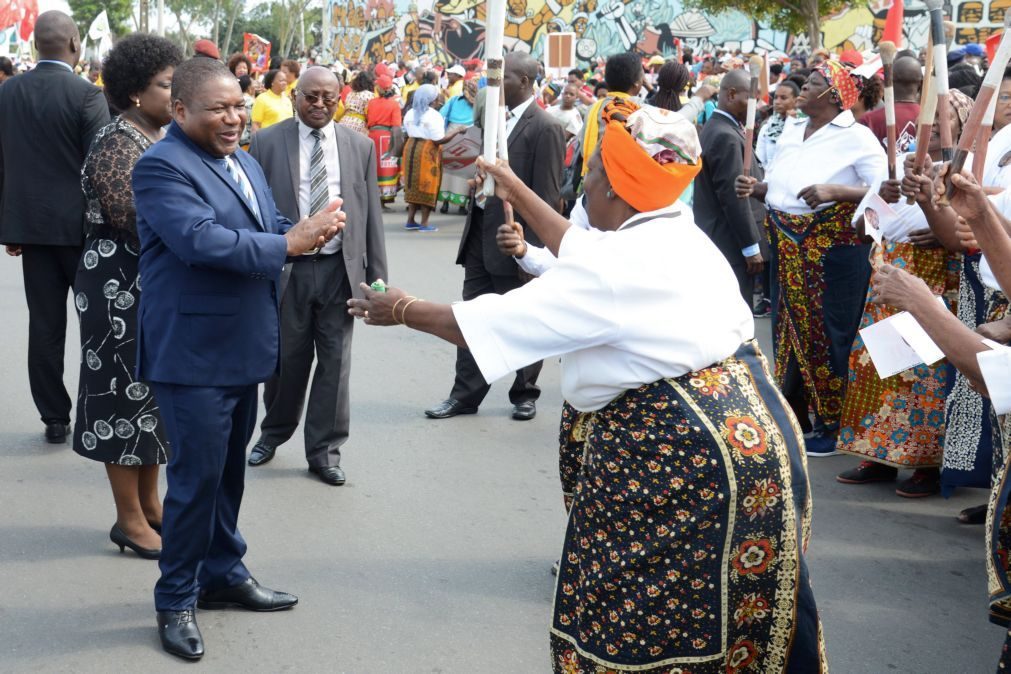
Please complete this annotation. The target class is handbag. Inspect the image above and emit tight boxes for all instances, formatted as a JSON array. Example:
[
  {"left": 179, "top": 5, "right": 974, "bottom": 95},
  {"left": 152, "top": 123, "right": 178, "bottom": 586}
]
[{"left": 386, "top": 126, "right": 406, "bottom": 158}]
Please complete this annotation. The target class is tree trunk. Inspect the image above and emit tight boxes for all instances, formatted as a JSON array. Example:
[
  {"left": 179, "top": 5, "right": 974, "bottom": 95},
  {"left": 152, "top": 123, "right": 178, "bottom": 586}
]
[
  {"left": 211, "top": 0, "right": 221, "bottom": 49},
  {"left": 223, "top": 0, "right": 241, "bottom": 59},
  {"left": 806, "top": 0, "right": 821, "bottom": 51}
]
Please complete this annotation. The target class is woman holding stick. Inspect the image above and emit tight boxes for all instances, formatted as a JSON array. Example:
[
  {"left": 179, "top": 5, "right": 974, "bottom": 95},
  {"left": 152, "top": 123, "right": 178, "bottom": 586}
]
[{"left": 350, "top": 108, "right": 826, "bottom": 673}]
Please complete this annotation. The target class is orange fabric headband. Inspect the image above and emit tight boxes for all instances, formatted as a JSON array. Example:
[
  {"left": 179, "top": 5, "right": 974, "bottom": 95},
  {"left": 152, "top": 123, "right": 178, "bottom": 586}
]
[{"left": 600, "top": 121, "right": 701, "bottom": 212}]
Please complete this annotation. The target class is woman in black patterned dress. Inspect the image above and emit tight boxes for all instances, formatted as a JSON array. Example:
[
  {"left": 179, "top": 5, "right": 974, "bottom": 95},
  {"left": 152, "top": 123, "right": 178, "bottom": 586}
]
[{"left": 75, "top": 34, "right": 182, "bottom": 558}]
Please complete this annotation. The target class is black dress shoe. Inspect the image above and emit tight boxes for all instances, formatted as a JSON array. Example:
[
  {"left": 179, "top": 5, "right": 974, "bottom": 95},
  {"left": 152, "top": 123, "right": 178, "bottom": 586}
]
[
  {"left": 197, "top": 577, "right": 298, "bottom": 611},
  {"left": 248, "top": 441, "right": 277, "bottom": 466},
  {"left": 425, "top": 398, "right": 478, "bottom": 419},
  {"left": 512, "top": 401, "right": 536, "bottom": 421},
  {"left": 110, "top": 524, "right": 160, "bottom": 560},
  {"left": 157, "top": 610, "right": 204, "bottom": 660},
  {"left": 309, "top": 464, "right": 346, "bottom": 485},
  {"left": 44, "top": 422, "right": 69, "bottom": 444}
]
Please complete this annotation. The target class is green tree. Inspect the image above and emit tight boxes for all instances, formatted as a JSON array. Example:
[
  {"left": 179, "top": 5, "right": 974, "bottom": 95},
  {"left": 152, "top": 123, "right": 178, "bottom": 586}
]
[
  {"left": 684, "top": 0, "right": 847, "bottom": 50},
  {"left": 67, "top": 0, "right": 134, "bottom": 37}
]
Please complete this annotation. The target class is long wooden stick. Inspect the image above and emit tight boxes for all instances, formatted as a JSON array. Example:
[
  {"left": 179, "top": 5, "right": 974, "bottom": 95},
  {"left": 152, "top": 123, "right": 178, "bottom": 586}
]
[
  {"left": 907, "top": 38, "right": 936, "bottom": 204},
  {"left": 943, "top": 14, "right": 1011, "bottom": 201},
  {"left": 927, "top": 1, "right": 953, "bottom": 161},
  {"left": 741, "top": 55, "right": 762, "bottom": 178},
  {"left": 880, "top": 41, "right": 898, "bottom": 181}
]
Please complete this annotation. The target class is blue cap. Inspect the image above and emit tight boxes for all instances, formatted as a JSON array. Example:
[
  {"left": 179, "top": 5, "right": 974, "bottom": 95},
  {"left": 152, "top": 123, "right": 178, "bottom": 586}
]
[
  {"left": 947, "top": 45, "right": 966, "bottom": 64},
  {"left": 964, "top": 43, "right": 986, "bottom": 57}
]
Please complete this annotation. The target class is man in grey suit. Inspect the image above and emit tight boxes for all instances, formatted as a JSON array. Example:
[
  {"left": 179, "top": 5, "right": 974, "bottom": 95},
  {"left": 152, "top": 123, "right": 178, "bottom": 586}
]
[{"left": 247, "top": 66, "right": 388, "bottom": 485}]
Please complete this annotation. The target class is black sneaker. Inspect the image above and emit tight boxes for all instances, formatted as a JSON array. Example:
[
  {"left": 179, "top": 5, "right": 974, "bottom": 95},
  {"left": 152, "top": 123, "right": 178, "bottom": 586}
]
[
  {"left": 836, "top": 460, "right": 898, "bottom": 484},
  {"left": 895, "top": 468, "right": 941, "bottom": 498},
  {"left": 752, "top": 297, "right": 771, "bottom": 318}
]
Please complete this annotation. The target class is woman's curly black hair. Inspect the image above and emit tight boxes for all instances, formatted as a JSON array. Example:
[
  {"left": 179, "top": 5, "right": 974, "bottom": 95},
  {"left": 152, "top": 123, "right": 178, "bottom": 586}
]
[{"left": 102, "top": 33, "right": 183, "bottom": 112}]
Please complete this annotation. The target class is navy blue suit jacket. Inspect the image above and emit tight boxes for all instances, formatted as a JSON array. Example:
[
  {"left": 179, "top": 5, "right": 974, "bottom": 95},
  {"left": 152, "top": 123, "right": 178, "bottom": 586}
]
[{"left": 133, "top": 122, "right": 293, "bottom": 387}]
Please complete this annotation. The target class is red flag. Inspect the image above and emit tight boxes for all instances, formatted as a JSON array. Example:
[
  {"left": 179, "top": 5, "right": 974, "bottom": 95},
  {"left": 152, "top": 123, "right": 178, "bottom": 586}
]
[
  {"left": 19, "top": 0, "right": 36, "bottom": 42},
  {"left": 988, "top": 31, "right": 1002, "bottom": 64},
  {"left": 882, "top": 0, "right": 904, "bottom": 47}
]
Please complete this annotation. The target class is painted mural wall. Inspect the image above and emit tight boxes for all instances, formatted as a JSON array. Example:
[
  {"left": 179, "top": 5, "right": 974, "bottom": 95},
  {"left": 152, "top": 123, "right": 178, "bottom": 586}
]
[{"left": 323, "top": 0, "right": 1009, "bottom": 65}]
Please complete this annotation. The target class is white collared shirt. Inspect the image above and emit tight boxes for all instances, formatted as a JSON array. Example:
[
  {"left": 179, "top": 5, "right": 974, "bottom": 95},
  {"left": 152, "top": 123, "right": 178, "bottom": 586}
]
[
  {"left": 516, "top": 198, "right": 591, "bottom": 277},
  {"left": 506, "top": 96, "right": 536, "bottom": 138},
  {"left": 297, "top": 120, "right": 342, "bottom": 254},
  {"left": 765, "top": 110, "right": 886, "bottom": 215},
  {"left": 453, "top": 205, "right": 755, "bottom": 411},
  {"left": 403, "top": 108, "right": 445, "bottom": 141},
  {"left": 983, "top": 124, "right": 1011, "bottom": 189}
]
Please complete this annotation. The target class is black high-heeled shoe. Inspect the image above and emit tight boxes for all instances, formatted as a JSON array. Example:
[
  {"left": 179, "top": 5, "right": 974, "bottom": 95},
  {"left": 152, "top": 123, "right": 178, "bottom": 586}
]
[{"left": 110, "top": 524, "right": 161, "bottom": 559}]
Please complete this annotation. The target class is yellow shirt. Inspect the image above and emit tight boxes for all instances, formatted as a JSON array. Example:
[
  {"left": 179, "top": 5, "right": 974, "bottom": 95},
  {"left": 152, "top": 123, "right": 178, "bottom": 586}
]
[
  {"left": 581, "top": 91, "right": 632, "bottom": 176},
  {"left": 401, "top": 81, "right": 419, "bottom": 104},
  {"left": 286, "top": 78, "right": 298, "bottom": 97},
  {"left": 445, "top": 79, "right": 463, "bottom": 99},
  {"left": 251, "top": 90, "right": 293, "bottom": 130}
]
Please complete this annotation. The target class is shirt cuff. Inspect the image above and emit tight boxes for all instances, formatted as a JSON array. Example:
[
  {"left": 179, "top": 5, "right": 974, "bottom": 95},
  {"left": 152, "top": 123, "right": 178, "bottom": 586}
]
[{"left": 741, "top": 244, "right": 761, "bottom": 258}]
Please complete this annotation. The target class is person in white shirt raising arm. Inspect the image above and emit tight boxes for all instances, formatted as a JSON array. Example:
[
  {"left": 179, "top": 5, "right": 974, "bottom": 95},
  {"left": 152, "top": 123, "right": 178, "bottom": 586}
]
[
  {"left": 349, "top": 106, "right": 827, "bottom": 674},
  {"left": 736, "top": 59, "right": 887, "bottom": 458}
]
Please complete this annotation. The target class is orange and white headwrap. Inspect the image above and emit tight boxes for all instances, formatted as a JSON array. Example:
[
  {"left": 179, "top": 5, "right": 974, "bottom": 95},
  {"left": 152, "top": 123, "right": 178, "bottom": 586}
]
[
  {"left": 600, "top": 106, "right": 702, "bottom": 212},
  {"left": 814, "top": 59, "right": 861, "bottom": 111}
]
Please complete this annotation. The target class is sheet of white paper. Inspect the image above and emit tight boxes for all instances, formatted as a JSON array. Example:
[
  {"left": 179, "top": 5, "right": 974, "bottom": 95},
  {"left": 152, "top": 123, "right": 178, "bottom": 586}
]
[
  {"left": 851, "top": 191, "right": 897, "bottom": 245},
  {"left": 859, "top": 297, "right": 948, "bottom": 378},
  {"left": 978, "top": 344, "right": 1011, "bottom": 415}
]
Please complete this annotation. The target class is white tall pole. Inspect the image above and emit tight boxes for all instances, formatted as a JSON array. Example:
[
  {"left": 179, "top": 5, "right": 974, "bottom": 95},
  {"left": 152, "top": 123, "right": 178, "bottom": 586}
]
[
  {"left": 481, "top": 0, "right": 506, "bottom": 197},
  {"left": 157, "top": 0, "right": 164, "bottom": 36}
]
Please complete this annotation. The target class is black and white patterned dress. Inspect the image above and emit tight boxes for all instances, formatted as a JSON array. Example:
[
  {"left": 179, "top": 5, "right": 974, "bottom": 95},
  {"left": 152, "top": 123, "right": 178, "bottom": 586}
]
[{"left": 73, "top": 118, "right": 168, "bottom": 465}]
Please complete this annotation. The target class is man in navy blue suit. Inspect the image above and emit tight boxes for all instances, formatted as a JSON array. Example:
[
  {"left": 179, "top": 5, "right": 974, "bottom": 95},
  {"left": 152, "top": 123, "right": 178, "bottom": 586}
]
[{"left": 132, "top": 57, "right": 344, "bottom": 661}]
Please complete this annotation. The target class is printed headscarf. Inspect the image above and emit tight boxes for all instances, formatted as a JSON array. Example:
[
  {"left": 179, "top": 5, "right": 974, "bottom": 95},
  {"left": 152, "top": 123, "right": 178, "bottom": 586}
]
[
  {"left": 600, "top": 106, "right": 702, "bottom": 212},
  {"left": 814, "top": 60, "right": 861, "bottom": 111}
]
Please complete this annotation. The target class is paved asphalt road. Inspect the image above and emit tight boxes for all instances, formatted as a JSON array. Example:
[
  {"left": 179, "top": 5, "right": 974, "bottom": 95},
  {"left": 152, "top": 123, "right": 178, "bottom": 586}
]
[{"left": 0, "top": 202, "right": 1004, "bottom": 673}]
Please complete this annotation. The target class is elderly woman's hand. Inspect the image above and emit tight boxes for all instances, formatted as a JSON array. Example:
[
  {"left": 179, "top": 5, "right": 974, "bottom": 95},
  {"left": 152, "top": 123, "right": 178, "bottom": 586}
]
[
  {"left": 496, "top": 222, "right": 527, "bottom": 257},
  {"left": 870, "top": 263, "right": 934, "bottom": 311},
  {"left": 473, "top": 156, "right": 524, "bottom": 203},
  {"left": 900, "top": 170, "right": 935, "bottom": 206},
  {"left": 735, "top": 175, "right": 756, "bottom": 199},
  {"left": 347, "top": 282, "right": 409, "bottom": 326},
  {"left": 940, "top": 163, "right": 991, "bottom": 223},
  {"left": 954, "top": 216, "right": 979, "bottom": 250},
  {"left": 878, "top": 179, "right": 903, "bottom": 205}
]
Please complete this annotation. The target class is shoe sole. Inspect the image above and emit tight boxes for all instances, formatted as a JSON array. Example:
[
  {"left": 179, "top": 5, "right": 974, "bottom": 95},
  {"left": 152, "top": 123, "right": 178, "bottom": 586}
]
[
  {"left": 895, "top": 489, "right": 939, "bottom": 499},
  {"left": 805, "top": 450, "right": 839, "bottom": 458},
  {"left": 196, "top": 599, "right": 298, "bottom": 611},
  {"left": 425, "top": 408, "right": 478, "bottom": 419},
  {"left": 247, "top": 452, "right": 275, "bottom": 467},
  {"left": 45, "top": 435, "right": 67, "bottom": 444},
  {"left": 836, "top": 476, "right": 896, "bottom": 484},
  {"left": 162, "top": 645, "right": 204, "bottom": 661},
  {"left": 512, "top": 414, "right": 536, "bottom": 421}
]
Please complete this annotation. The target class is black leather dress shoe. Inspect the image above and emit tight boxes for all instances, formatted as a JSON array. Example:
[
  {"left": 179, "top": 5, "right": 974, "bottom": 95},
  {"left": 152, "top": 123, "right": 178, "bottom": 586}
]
[
  {"left": 44, "top": 422, "right": 69, "bottom": 444},
  {"left": 248, "top": 441, "right": 276, "bottom": 466},
  {"left": 197, "top": 577, "right": 298, "bottom": 611},
  {"left": 512, "top": 401, "right": 537, "bottom": 421},
  {"left": 425, "top": 398, "right": 478, "bottom": 419},
  {"left": 157, "top": 610, "right": 204, "bottom": 660},
  {"left": 309, "top": 465, "right": 346, "bottom": 486}
]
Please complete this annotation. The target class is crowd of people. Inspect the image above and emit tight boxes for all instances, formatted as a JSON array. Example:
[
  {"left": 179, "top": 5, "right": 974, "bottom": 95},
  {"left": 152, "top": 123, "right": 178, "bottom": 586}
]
[{"left": 5, "top": 6, "right": 1011, "bottom": 672}]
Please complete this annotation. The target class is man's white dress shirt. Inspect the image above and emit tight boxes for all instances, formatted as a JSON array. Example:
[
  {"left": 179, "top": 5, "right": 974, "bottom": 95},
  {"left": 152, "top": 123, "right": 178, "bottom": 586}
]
[{"left": 297, "top": 120, "right": 342, "bottom": 254}]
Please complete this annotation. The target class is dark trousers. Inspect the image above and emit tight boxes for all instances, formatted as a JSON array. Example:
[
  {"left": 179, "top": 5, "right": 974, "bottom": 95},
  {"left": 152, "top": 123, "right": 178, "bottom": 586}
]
[
  {"left": 259, "top": 254, "right": 353, "bottom": 468},
  {"left": 450, "top": 215, "right": 542, "bottom": 407},
  {"left": 152, "top": 382, "right": 255, "bottom": 611},
  {"left": 21, "top": 244, "right": 82, "bottom": 424},
  {"left": 729, "top": 260, "right": 755, "bottom": 310}
]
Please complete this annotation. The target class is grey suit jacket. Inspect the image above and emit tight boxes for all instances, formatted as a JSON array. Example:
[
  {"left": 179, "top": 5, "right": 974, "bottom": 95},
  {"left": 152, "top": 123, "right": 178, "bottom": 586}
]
[
  {"left": 456, "top": 100, "right": 565, "bottom": 277},
  {"left": 249, "top": 118, "right": 388, "bottom": 297}
]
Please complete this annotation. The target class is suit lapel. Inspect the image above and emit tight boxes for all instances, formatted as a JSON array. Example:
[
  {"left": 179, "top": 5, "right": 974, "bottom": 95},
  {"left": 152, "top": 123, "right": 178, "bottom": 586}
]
[
  {"left": 285, "top": 121, "right": 301, "bottom": 219},
  {"left": 508, "top": 103, "right": 536, "bottom": 152},
  {"left": 202, "top": 154, "right": 265, "bottom": 231},
  {"left": 332, "top": 122, "right": 351, "bottom": 237}
]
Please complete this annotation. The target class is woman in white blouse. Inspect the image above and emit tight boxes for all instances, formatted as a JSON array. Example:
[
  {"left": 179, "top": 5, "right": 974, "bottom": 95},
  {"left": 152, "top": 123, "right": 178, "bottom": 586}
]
[
  {"left": 401, "top": 84, "right": 463, "bottom": 232},
  {"left": 350, "top": 107, "right": 826, "bottom": 673},
  {"left": 736, "top": 60, "right": 887, "bottom": 458}
]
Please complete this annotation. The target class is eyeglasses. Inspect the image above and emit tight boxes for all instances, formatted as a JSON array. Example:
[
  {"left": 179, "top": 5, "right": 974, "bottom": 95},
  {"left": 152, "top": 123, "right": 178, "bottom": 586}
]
[{"left": 297, "top": 90, "right": 339, "bottom": 106}]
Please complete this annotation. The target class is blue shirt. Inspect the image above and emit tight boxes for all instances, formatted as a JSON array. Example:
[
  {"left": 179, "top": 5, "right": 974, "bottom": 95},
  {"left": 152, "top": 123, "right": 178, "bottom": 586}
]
[{"left": 440, "top": 95, "right": 474, "bottom": 126}]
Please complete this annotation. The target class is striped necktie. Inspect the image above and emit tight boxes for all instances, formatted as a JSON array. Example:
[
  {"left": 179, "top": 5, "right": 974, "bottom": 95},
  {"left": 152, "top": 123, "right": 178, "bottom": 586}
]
[
  {"left": 309, "top": 129, "right": 329, "bottom": 215},
  {"left": 223, "top": 156, "right": 260, "bottom": 223}
]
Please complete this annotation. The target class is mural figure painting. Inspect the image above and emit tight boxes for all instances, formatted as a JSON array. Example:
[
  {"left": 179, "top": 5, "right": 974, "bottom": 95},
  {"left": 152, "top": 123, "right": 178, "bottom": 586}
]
[{"left": 323, "top": 0, "right": 1011, "bottom": 65}]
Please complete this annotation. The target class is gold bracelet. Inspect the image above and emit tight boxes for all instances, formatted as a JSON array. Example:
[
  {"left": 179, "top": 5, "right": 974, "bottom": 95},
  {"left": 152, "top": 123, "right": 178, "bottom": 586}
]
[
  {"left": 394, "top": 296, "right": 417, "bottom": 325},
  {"left": 400, "top": 298, "right": 423, "bottom": 327},
  {"left": 392, "top": 296, "right": 409, "bottom": 325}
]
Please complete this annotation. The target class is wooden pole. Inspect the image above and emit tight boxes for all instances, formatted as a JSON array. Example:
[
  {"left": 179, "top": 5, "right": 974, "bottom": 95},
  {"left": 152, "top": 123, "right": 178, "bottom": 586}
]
[
  {"left": 741, "top": 55, "right": 762, "bottom": 179},
  {"left": 880, "top": 41, "right": 898, "bottom": 181}
]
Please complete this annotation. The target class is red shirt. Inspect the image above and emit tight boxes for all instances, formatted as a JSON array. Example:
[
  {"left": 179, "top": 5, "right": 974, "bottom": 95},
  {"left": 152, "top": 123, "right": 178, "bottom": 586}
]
[{"left": 860, "top": 101, "right": 920, "bottom": 154}]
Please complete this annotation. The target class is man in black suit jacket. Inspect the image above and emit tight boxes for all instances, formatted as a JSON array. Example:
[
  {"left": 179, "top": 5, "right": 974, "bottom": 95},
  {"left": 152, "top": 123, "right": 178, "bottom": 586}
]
[
  {"left": 0, "top": 11, "right": 110, "bottom": 443},
  {"left": 693, "top": 69, "right": 764, "bottom": 307},
  {"left": 246, "top": 67, "right": 388, "bottom": 485},
  {"left": 426, "top": 52, "right": 565, "bottom": 421}
]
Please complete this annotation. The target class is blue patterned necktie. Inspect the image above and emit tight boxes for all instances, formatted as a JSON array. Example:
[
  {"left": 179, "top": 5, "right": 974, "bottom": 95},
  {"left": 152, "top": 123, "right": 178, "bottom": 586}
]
[{"left": 223, "top": 156, "right": 260, "bottom": 223}]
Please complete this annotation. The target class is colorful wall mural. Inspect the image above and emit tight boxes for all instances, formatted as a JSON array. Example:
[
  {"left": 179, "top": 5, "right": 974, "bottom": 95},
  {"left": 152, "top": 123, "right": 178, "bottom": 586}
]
[{"left": 322, "top": 0, "right": 1008, "bottom": 65}]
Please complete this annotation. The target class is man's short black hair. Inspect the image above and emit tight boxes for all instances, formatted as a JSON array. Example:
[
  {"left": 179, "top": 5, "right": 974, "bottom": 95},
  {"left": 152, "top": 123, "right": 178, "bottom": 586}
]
[
  {"left": 103, "top": 34, "right": 183, "bottom": 111},
  {"left": 567, "top": 68, "right": 583, "bottom": 79},
  {"left": 172, "top": 57, "right": 232, "bottom": 105},
  {"left": 0, "top": 56, "right": 13, "bottom": 77},
  {"left": 604, "top": 52, "right": 642, "bottom": 93}
]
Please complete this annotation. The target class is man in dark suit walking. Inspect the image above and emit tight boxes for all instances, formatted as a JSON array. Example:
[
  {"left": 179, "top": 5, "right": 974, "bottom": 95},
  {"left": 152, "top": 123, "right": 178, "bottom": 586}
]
[
  {"left": 246, "top": 66, "right": 387, "bottom": 486},
  {"left": 0, "top": 11, "right": 109, "bottom": 443},
  {"left": 425, "top": 52, "right": 565, "bottom": 422},
  {"left": 693, "top": 68, "right": 764, "bottom": 307},
  {"left": 132, "top": 58, "right": 343, "bottom": 661}
]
